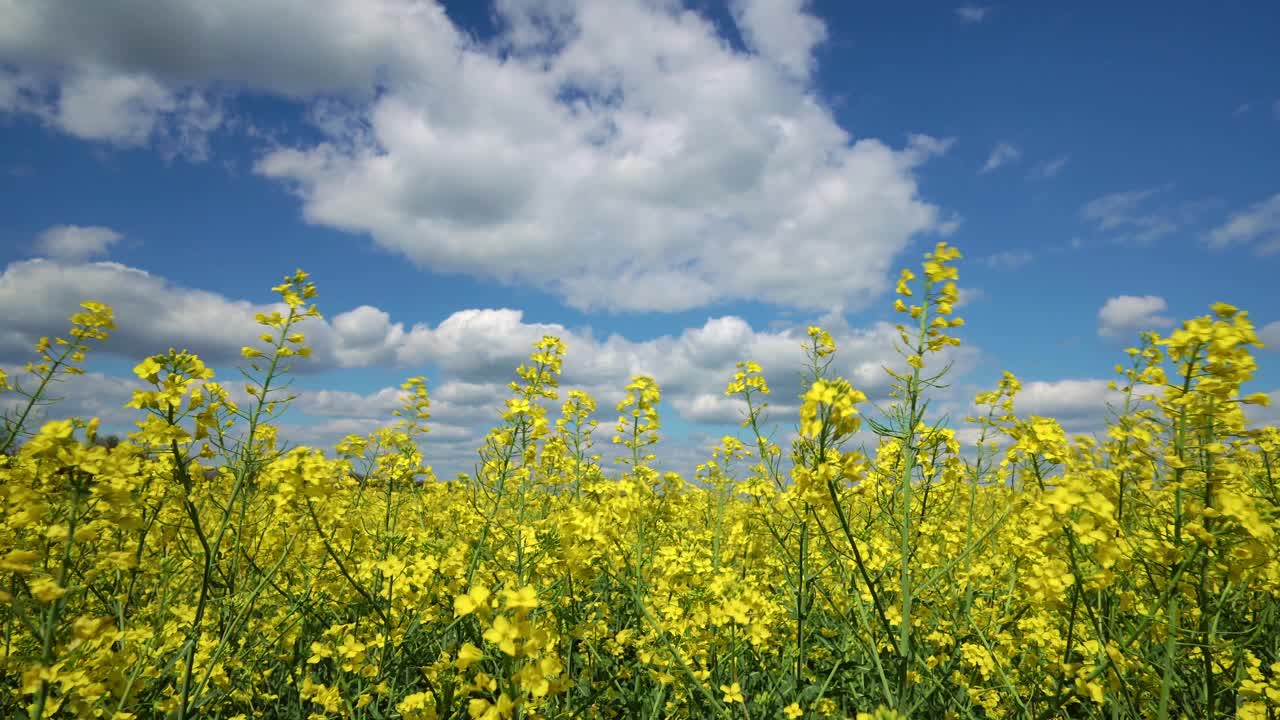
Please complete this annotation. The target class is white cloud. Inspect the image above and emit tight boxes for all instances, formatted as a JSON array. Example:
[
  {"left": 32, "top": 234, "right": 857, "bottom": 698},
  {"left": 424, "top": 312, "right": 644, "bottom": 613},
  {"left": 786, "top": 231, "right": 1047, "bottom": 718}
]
[
  {"left": 0, "top": 0, "right": 456, "bottom": 154},
  {"left": 1031, "top": 154, "right": 1069, "bottom": 179},
  {"left": 1, "top": 309, "right": 974, "bottom": 480},
  {"left": 0, "top": 258, "right": 552, "bottom": 374},
  {"left": 979, "top": 249, "right": 1032, "bottom": 270},
  {"left": 0, "top": 365, "right": 141, "bottom": 433},
  {"left": 1005, "top": 378, "right": 1146, "bottom": 439},
  {"left": 1206, "top": 193, "right": 1280, "bottom": 256},
  {"left": 978, "top": 375, "right": 1272, "bottom": 464},
  {"left": 53, "top": 66, "right": 175, "bottom": 145},
  {"left": 32, "top": 225, "right": 123, "bottom": 262},
  {"left": 1, "top": 0, "right": 953, "bottom": 314},
  {"left": 0, "top": 0, "right": 452, "bottom": 97},
  {"left": 979, "top": 141, "right": 1019, "bottom": 174},
  {"left": 1242, "top": 389, "right": 1280, "bottom": 431},
  {"left": 1014, "top": 379, "right": 1121, "bottom": 418},
  {"left": 327, "top": 304, "right": 982, "bottom": 472},
  {"left": 0, "top": 344, "right": 992, "bottom": 481},
  {"left": 0, "top": 259, "right": 281, "bottom": 366},
  {"left": 1098, "top": 295, "right": 1174, "bottom": 340},
  {"left": 0, "top": 257, "right": 982, "bottom": 429},
  {"left": 958, "top": 377, "right": 1170, "bottom": 446},
  {"left": 1258, "top": 320, "right": 1280, "bottom": 350},
  {"left": 1081, "top": 188, "right": 1161, "bottom": 229},
  {"left": 0, "top": 64, "right": 222, "bottom": 157},
  {"left": 255, "top": 1, "right": 953, "bottom": 313},
  {"left": 671, "top": 392, "right": 752, "bottom": 425},
  {"left": 955, "top": 286, "right": 984, "bottom": 307},
  {"left": 292, "top": 386, "right": 408, "bottom": 419},
  {"left": 0, "top": 253, "right": 991, "bottom": 478},
  {"left": 0, "top": 258, "right": 536, "bottom": 374},
  {"left": 1079, "top": 186, "right": 1199, "bottom": 246},
  {"left": 948, "top": 375, "right": 1158, "bottom": 458},
  {"left": 730, "top": 0, "right": 828, "bottom": 79},
  {"left": 954, "top": 6, "right": 991, "bottom": 23}
]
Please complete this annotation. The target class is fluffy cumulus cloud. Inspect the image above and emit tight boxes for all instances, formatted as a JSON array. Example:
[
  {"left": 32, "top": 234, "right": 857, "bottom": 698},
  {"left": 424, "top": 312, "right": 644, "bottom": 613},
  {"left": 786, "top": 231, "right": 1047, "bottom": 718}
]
[
  {"left": 1097, "top": 295, "right": 1174, "bottom": 340},
  {"left": 1002, "top": 378, "right": 1144, "bottom": 440},
  {"left": 0, "top": 0, "right": 952, "bottom": 314},
  {"left": 0, "top": 0, "right": 456, "bottom": 96},
  {"left": 1013, "top": 379, "right": 1122, "bottom": 421},
  {"left": 384, "top": 304, "right": 969, "bottom": 418},
  {"left": 9, "top": 363, "right": 1140, "bottom": 482},
  {"left": 0, "top": 257, "right": 982, "bottom": 467},
  {"left": 256, "top": 0, "right": 952, "bottom": 313},
  {"left": 0, "top": 259, "right": 282, "bottom": 366},
  {"left": 17, "top": 259, "right": 976, "bottom": 405},
  {"left": 0, "top": 0, "right": 446, "bottom": 151},
  {"left": 950, "top": 373, "right": 1272, "bottom": 464},
  {"left": 0, "top": 257, "right": 552, "bottom": 374},
  {"left": 0, "top": 63, "right": 223, "bottom": 158},
  {"left": 52, "top": 67, "right": 175, "bottom": 145},
  {"left": 951, "top": 376, "right": 1165, "bottom": 451},
  {"left": 270, "top": 380, "right": 516, "bottom": 475},
  {"left": 0, "top": 366, "right": 141, "bottom": 434},
  {"left": 0, "top": 258, "right": 546, "bottom": 373},
  {"left": 32, "top": 225, "right": 123, "bottom": 261},
  {"left": 1206, "top": 193, "right": 1280, "bottom": 256},
  {"left": 731, "top": 0, "right": 828, "bottom": 79}
]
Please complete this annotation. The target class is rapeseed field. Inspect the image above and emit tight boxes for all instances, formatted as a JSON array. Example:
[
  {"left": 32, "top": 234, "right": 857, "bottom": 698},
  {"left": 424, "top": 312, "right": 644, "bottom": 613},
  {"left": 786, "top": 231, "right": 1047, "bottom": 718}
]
[{"left": 2, "top": 243, "right": 1277, "bottom": 719}]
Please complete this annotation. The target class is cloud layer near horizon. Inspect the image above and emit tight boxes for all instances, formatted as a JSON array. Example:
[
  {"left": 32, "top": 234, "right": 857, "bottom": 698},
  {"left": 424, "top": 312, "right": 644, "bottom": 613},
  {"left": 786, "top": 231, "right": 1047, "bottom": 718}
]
[{"left": 0, "top": 252, "right": 982, "bottom": 477}]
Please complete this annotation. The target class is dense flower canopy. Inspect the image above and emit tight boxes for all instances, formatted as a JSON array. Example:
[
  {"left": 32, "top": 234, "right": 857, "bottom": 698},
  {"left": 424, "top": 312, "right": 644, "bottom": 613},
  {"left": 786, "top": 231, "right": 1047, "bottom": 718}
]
[{"left": 2, "top": 245, "right": 1279, "bottom": 719}]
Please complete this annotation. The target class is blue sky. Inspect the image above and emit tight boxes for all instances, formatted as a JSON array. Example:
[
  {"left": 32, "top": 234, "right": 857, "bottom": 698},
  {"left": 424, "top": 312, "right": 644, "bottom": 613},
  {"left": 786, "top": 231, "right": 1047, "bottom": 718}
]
[{"left": 1, "top": 0, "right": 1277, "bottom": 477}]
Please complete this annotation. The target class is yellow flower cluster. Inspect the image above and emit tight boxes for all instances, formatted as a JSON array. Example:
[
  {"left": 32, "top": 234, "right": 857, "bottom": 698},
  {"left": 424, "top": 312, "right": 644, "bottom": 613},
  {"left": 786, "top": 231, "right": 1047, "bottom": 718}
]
[
  {"left": 612, "top": 375, "right": 662, "bottom": 472},
  {"left": 2, "top": 247, "right": 1278, "bottom": 720},
  {"left": 892, "top": 242, "right": 964, "bottom": 372}
]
